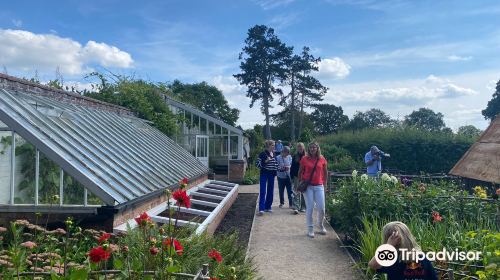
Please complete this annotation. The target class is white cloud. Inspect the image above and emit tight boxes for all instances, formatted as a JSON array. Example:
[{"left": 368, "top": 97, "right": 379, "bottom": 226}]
[
  {"left": 253, "top": 0, "right": 295, "bottom": 10},
  {"left": 12, "top": 19, "right": 22, "bottom": 27},
  {"left": 447, "top": 55, "right": 472, "bottom": 61},
  {"left": 317, "top": 57, "right": 351, "bottom": 80},
  {"left": 268, "top": 13, "right": 300, "bottom": 30},
  {"left": 0, "top": 29, "right": 133, "bottom": 76},
  {"left": 328, "top": 74, "right": 477, "bottom": 106}
]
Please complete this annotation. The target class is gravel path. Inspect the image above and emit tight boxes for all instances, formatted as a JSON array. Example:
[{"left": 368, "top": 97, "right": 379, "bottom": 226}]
[{"left": 240, "top": 182, "right": 362, "bottom": 280}]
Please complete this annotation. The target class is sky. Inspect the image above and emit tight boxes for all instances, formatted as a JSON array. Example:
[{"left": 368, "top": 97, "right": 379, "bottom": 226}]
[{"left": 1, "top": 0, "right": 499, "bottom": 131}]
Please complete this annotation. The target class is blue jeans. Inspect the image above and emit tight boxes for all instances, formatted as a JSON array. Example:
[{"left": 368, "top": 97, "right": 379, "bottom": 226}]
[
  {"left": 259, "top": 172, "right": 275, "bottom": 211},
  {"left": 277, "top": 177, "right": 293, "bottom": 206}
]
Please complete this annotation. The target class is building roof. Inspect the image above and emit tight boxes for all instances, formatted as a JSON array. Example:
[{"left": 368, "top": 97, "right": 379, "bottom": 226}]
[
  {"left": 163, "top": 95, "right": 243, "bottom": 135},
  {"left": 0, "top": 88, "right": 208, "bottom": 206},
  {"left": 449, "top": 115, "right": 500, "bottom": 184}
]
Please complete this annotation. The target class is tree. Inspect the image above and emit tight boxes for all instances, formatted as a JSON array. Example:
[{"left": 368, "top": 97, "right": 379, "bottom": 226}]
[
  {"left": 294, "top": 48, "right": 327, "bottom": 138},
  {"left": 345, "top": 108, "right": 395, "bottom": 130},
  {"left": 482, "top": 79, "right": 500, "bottom": 120},
  {"left": 84, "top": 72, "right": 178, "bottom": 136},
  {"left": 234, "top": 25, "right": 293, "bottom": 139},
  {"left": 457, "top": 125, "right": 482, "bottom": 138},
  {"left": 310, "top": 104, "right": 349, "bottom": 135},
  {"left": 280, "top": 47, "right": 323, "bottom": 142},
  {"left": 404, "top": 108, "right": 446, "bottom": 132},
  {"left": 169, "top": 80, "right": 240, "bottom": 126},
  {"left": 270, "top": 107, "right": 314, "bottom": 142}
]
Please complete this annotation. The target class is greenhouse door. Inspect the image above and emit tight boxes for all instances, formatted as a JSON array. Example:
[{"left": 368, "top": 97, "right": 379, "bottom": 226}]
[{"left": 195, "top": 135, "right": 209, "bottom": 167}]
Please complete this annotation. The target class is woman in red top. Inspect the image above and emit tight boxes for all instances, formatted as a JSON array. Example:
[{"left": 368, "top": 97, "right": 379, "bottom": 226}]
[{"left": 298, "top": 142, "right": 328, "bottom": 238}]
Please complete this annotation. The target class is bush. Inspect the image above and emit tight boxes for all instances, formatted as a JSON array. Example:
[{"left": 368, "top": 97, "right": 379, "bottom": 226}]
[
  {"left": 319, "top": 127, "right": 475, "bottom": 173},
  {"left": 242, "top": 166, "right": 259, "bottom": 185}
]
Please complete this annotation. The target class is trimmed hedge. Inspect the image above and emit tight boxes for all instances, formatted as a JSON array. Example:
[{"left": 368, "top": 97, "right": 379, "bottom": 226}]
[{"left": 318, "top": 128, "right": 476, "bottom": 173}]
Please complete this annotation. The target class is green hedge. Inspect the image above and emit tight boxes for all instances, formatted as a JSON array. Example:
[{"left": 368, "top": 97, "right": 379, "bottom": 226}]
[{"left": 318, "top": 128, "right": 476, "bottom": 173}]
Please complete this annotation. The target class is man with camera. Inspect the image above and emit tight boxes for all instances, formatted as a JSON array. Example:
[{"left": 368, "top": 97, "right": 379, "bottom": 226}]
[{"left": 365, "top": 146, "right": 390, "bottom": 177}]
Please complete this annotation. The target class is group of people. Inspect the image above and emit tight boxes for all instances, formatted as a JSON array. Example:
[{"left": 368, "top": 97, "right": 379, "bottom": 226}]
[
  {"left": 255, "top": 140, "right": 328, "bottom": 238},
  {"left": 255, "top": 140, "right": 438, "bottom": 279}
]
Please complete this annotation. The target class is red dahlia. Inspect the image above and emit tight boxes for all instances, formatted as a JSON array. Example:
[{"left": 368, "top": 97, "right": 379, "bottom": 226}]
[
  {"left": 162, "top": 238, "right": 184, "bottom": 256},
  {"left": 98, "top": 232, "right": 111, "bottom": 243},
  {"left": 173, "top": 189, "right": 191, "bottom": 208},
  {"left": 208, "top": 248, "right": 223, "bottom": 263},
  {"left": 134, "top": 212, "right": 153, "bottom": 227},
  {"left": 88, "top": 246, "right": 111, "bottom": 263}
]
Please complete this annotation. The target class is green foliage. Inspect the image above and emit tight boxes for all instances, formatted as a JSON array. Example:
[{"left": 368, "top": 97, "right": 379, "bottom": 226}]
[
  {"left": 319, "top": 127, "right": 475, "bottom": 173},
  {"left": 482, "top": 79, "right": 500, "bottom": 120},
  {"left": 343, "top": 108, "right": 395, "bottom": 131},
  {"left": 310, "top": 103, "right": 348, "bottom": 135},
  {"left": 242, "top": 166, "right": 259, "bottom": 185},
  {"left": 328, "top": 177, "right": 499, "bottom": 279},
  {"left": 84, "top": 72, "right": 178, "bottom": 136},
  {"left": 169, "top": 80, "right": 240, "bottom": 126},
  {"left": 403, "top": 107, "right": 447, "bottom": 132},
  {"left": 457, "top": 125, "right": 482, "bottom": 138},
  {"left": 245, "top": 125, "right": 265, "bottom": 164}
]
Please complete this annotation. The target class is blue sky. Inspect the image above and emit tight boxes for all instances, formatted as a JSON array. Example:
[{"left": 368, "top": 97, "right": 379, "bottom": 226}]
[{"left": 1, "top": 0, "right": 499, "bottom": 130}]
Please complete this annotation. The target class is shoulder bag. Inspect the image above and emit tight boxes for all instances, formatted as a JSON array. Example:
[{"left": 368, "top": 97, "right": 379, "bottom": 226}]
[{"left": 297, "top": 158, "right": 319, "bottom": 193}]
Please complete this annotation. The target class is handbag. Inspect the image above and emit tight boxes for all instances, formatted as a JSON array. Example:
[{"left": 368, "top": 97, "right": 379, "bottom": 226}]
[{"left": 297, "top": 158, "right": 319, "bottom": 193}]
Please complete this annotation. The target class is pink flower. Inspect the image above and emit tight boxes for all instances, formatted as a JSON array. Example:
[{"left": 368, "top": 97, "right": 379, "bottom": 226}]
[
  {"left": 432, "top": 211, "right": 442, "bottom": 223},
  {"left": 149, "top": 247, "right": 159, "bottom": 255},
  {"left": 20, "top": 241, "right": 37, "bottom": 249}
]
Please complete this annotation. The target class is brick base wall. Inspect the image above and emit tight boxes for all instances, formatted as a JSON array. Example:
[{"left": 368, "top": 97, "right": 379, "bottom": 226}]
[
  {"left": 228, "top": 160, "right": 246, "bottom": 183},
  {"left": 113, "top": 175, "right": 208, "bottom": 227}
]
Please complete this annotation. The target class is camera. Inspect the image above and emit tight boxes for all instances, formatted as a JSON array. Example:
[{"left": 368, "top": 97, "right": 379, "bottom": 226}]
[
  {"left": 377, "top": 250, "right": 396, "bottom": 261},
  {"left": 375, "top": 151, "right": 390, "bottom": 158}
]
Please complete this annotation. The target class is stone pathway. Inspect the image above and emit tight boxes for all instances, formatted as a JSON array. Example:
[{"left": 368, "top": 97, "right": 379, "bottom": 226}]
[{"left": 240, "top": 183, "right": 361, "bottom": 280}]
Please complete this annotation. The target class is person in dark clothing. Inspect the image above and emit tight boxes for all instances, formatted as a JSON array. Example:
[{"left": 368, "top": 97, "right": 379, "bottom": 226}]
[
  {"left": 255, "top": 140, "right": 278, "bottom": 215},
  {"left": 290, "top": 142, "right": 306, "bottom": 214},
  {"left": 369, "top": 221, "right": 438, "bottom": 280}
]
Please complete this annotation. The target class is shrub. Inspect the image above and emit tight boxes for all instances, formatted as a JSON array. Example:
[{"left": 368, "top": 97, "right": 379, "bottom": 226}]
[{"left": 319, "top": 127, "right": 475, "bottom": 173}]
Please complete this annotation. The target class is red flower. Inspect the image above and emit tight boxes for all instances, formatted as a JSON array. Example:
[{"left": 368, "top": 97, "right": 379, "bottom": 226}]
[
  {"left": 150, "top": 247, "right": 159, "bottom": 255},
  {"left": 98, "top": 232, "right": 111, "bottom": 243},
  {"left": 135, "top": 212, "right": 153, "bottom": 227},
  {"left": 88, "top": 246, "right": 111, "bottom": 263},
  {"left": 173, "top": 189, "right": 191, "bottom": 208},
  {"left": 209, "top": 278, "right": 219, "bottom": 280},
  {"left": 208, "top": 249, "right": 223, "bottom": 263},
  {"left": 432, "top": 211, "right": 442, "bottom": 223},
  {"left": 162, "top": 238, "right": 184, "bottom": 256},
  {"left": 182, "top": 177, "right": 188, "bottom": 185}
]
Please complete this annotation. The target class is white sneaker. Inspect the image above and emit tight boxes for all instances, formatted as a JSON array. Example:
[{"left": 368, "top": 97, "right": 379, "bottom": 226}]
[
  {"left": 257, "top": 211, "right": 264, "bottom": 216},
  {"left": 318, "top": 226, "right": 327, "bottom": 235},
  {"left": 307, "top": 227, "right": 315, "bottom": 238}
]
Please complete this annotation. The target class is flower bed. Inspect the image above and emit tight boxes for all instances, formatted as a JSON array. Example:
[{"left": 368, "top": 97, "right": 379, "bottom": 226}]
[
  {"left": 0, "top": 182, "right": 256, "bottom": 279},
  {"left": 327, "top": 174, "right": 499, "bottom": 280}
]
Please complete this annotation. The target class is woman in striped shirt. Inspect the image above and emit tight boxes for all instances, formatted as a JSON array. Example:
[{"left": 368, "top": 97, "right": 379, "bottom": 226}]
[{"left": 256, "top": 140, "right": 278, "bottom": 215}]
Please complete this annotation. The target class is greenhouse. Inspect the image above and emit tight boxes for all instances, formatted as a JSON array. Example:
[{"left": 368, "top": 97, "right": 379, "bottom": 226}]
[
  {"left": 164, "top": 95, "right": 248, "bottom": 178},
  {"left": 0, "top": 76, "right": 224, "bottom": 230}
]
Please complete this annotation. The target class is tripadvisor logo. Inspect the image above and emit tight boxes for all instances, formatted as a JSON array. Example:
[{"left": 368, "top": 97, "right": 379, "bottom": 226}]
[
  {"left": 375, "top": 244, "right": 482, "bottom": 267},
  {"left": 375, "top": 244, "right": 398, "bottom": 267}
]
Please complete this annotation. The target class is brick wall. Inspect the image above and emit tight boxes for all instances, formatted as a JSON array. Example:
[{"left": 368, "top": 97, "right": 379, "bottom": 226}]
[
  {"left": 0, "top": 73, "right": 135, "bottom": 116},
  {"left": 228, "top": 159, "right": 246, "bottom": 183},
  {"left": 113, "top": 175, "right": 208, "bottom": 227}
]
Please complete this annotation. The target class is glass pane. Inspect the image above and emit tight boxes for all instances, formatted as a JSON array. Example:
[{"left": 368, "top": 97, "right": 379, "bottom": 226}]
[
  {"left": 13, "top": 135, "right": 35, "bottom": 204},
  {"left": 0, "top": 131, "right": 12, "bottom": 204},
  {"left": 201, "top": 119, "right": 207, "bottom": 134},
  {"left": 87, "top": 189, "right": 104, "bottom": 205},
  {"left": 38, "top": 153, "right": 61, "bottom": 204},
  {"left": 63, "top": 172, "right": 85, "bottom": 205},
  {"left": 185, "top": 112, "right": 192, "bottom": 130},
  {"left": 0, "top": 120, "right": 8, "bottom": 129}
]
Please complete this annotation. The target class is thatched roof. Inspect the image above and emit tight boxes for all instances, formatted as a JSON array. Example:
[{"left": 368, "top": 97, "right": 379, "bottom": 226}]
[{"left": 449, "top": 115, "right": 500, "bottom": 184}]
